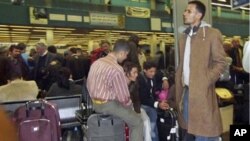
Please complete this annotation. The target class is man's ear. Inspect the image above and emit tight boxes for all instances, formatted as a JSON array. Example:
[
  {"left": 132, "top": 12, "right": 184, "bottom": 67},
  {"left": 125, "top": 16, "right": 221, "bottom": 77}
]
[{"left": 196, "top": 12, "right": 202, "bottom": 20}]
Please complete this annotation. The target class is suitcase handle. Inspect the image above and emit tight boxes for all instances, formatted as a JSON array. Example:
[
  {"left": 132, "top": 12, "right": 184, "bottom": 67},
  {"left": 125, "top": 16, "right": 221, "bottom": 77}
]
[
  {"left": 97, "top": 114, "right": 114, "bottom": 126},
  {"left": 25, "top": 100, "right": 45, "bottom": 117}
]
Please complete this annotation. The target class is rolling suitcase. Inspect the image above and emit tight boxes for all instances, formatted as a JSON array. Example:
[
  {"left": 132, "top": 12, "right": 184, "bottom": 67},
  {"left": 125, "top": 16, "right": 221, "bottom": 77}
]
[
  {"left": 14, "top": 99, "right": 62, "bottom": 141},
  {"left": 157, "top": 108, "right": 179, "bottom": 141},
  {"left": 86, "top": 113, "right": 125, "bottom": 141}
]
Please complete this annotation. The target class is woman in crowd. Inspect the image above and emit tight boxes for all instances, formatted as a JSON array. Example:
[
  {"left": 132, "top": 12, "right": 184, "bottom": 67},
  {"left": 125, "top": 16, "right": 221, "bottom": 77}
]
[
  {"left": 47, "top": 67, "right": 82, "bottom": 97},
  {"left": 123, "top": 61, "right": 152, "bottom": 141}
]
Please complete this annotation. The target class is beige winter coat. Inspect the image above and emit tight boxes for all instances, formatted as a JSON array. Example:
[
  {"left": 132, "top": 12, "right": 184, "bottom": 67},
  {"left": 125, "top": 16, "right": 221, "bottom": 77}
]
[
  {"left": 175, "top": 22, "right": 226, "bottom": 137},
  {"left": 0, "top": 79, "right": 38, "bottom": 102}
]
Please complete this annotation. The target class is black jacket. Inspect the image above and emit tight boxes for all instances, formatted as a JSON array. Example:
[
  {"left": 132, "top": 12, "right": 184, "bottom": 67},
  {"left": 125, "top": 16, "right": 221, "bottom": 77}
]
[{"left": 138, "top": 72, "right": 161, "bottom": 108}]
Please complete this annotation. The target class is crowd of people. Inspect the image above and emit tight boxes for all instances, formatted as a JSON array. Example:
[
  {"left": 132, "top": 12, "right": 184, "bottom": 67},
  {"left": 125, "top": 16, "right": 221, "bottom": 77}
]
[{"left": 0, "top": 1, "right": 249, "bottom": 141}]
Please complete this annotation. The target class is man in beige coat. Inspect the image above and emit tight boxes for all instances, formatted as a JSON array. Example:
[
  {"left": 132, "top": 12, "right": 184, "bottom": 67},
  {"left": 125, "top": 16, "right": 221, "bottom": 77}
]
[
  {"left": 0, "top": 75, "right": 38, "bottom": 102},
  {"left": 175, "top": 1, "right": 226, "bottom": 141}
]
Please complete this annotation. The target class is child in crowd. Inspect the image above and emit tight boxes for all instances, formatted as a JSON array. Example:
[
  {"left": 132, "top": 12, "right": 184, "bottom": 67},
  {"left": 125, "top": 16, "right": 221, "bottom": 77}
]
[{"left": 156, "top": 77, "right": 170, "bottom": 101}]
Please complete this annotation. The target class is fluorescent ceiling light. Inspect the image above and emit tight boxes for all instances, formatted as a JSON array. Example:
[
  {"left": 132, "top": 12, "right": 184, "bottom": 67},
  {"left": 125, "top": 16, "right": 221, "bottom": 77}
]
[
  {"left": 70, "top": 34, "right": 85, "bottom": 36},
  {"left": 54, "top": 33, "right": 70, "bottom": 35},
  {"left": 0, "top": 25, "right": 8, "bottom": 27},
  {"left": 54, "top": 30, "right": 72, "bottom": 33},
  {"left": 12, "top": 29, "right": 30, "bottom": 31},
  {"left": 29, "top": 37, "right": 45, "bottom": 39},
  {"left": 12, "top": 37, "right": 29, "bottom": 39},
  {"left": 140, "top": 31, "right": 154, "bottom": 34},
  {"left": 33, "top": 30, "right": 47, "bottom": 32},
  {"left": 0, "top": 30, "right": 10, "bottom": 33},
  {"left": 11, "top": 31, "right": 31, "bottom": 34},
  {"left": 0, "top": 28, "right": 9, "bottom": 30},
  {"left": 34, "top": 27, "right": 55, "bottom": 30},
  {"left": 109, "top": 32, "right": 120, "bottom": 35},
  {"left": 0, "top": 33, "right": 10, "bottom": 35},
  {"left": 89, "top": 32, "right": 105, "bottom": 34},
  {"left": 112, "top": 30, "right": 127, "bottom": 33},
  {"left": 55, "top": 28, "right": 75, "bottom": 30},
  {"left": 0, "top": 36, "right": 10, "bottom": 37},
  {"left": 10, "top": 25, "right": 33, "bottom": 28},
  {"left": 94, "top": 29, "right": 109, "bottom": 32}
]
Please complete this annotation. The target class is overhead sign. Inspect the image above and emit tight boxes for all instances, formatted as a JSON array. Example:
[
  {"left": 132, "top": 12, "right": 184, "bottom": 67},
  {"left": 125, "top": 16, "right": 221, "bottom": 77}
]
[
  {"left": 125, "top": 6, "right": 150, "bottom": 18},
  {"left": 89, "top": 12, "right": 124, "bottom": 28},
  {"left": 29, "top": 7, "right": 48, "bottom": 25},
  {"left": 231, "top": 0, "right": 250, "bottom": 9}
]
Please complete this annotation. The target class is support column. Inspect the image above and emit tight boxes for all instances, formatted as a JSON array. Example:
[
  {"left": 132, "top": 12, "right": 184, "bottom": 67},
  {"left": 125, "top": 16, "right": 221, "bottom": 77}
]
[
  {"left": 150, "top": 0, "right": 156, "bottom": 10},
  {"left": 241, "top": 10, "right": 246, "bottom": 20},
  {"left": 217, "top": 6, "right": 221, "bottom": 17},
  {"left": 88, "top": 40, "right": 94, "bottom": 54},
  {"left": 173, "top": 0, "right": 212, "bottom": 67},
  {"left": 104, "top": 31, "right": 112, "bottom": 44},
  {"left": 46, "top": 29, "right": 54, "bottom": 46},
  {"left": 159, "top": 40, "right": 166, "bottom": 68},
  {"left": 150, "top": 34, "right": 157, "bottom": 58}
]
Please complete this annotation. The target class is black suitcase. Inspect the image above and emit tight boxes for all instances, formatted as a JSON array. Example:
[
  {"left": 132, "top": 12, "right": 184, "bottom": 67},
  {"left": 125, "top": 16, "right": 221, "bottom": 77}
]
[
  {"left": 157, "top": 108, "right": 179, "bottom": 141},
  {"left": 86, "top": 113, "right": 125, "bottom": 141}
]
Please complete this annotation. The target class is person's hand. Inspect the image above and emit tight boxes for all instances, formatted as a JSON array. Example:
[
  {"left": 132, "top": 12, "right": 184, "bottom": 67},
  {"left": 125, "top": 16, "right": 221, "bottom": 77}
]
[
  {"left": 158, "top": 100, "right": 169, "bottom": 110},
  {"left": 125, "top": 99, "right": 132, "bottom": 107},
  {"left": 233, "top": 66, "right": 244, "bottom": 72}
]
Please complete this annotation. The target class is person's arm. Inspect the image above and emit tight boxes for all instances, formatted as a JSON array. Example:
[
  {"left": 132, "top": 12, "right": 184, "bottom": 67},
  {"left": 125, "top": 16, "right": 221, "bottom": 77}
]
[
  {"left": 112, "top": 71, "right": 132, "bottom": 106},
  {"left": 242, "top": 41, "right": 250, "bottom": 73},
  {"left": 208, "top": 29, "right": 227, "bottom": 83},
  {"left": 138, "top": 75, "right": 155, "bottom": 107},
  {"left": 167, "top": 85, "right": 176, "bottom": 109},
  {"left": 46, "top": 83, "right": 56, "bottom": 97}
]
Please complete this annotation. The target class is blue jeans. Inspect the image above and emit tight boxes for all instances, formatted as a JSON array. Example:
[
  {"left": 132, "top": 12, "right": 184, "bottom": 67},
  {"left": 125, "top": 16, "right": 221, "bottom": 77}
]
[
  {"left": 141, "top": 105, "right": 159, "bottom": 141},
  {"left": 183, "top": 87, "right": 220, "bottom": 141}
]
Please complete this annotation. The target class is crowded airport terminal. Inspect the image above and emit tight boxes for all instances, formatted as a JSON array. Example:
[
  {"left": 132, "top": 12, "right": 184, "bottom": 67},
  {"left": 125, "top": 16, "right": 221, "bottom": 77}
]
[{"left": 0, "top": 0, "right": 249, "bottom": 141}]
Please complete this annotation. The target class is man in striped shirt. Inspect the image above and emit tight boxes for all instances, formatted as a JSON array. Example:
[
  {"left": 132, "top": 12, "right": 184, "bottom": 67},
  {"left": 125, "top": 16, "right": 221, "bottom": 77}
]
[{"left": 87, "top": 39, "right": 143, "bottom": 141}]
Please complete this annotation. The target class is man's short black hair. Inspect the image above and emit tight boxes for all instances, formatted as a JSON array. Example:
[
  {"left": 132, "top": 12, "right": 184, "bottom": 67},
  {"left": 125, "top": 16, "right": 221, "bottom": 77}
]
[
  {"left": 9, "top": 45, "right": 21, "bottom": 52},
  {"left": 17, "top": 43, "right": 26, "bottom": 50},
  {"left": 113, "top": 39, "right": 130, "bottom": 52},
  {"left": 189, "top": 0, "right": 206, "bottom": 20},
  {"left": 143, "top": 60, "right": 157, "bottom": 70},
  {"left": 48, "top": 45, "right": 57, "bottom": 54}
]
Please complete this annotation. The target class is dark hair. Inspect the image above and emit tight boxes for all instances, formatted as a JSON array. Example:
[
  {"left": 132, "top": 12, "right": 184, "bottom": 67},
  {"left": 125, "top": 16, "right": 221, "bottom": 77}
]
[
  {"left": 188, "top": 0, "right": 206, "bottom": 20},
  {"left": 29, "top": 48, "right": 37, "bottom": 57},
  {"left": 100, "top": 40, "right": 111, "bottom": 47},
  {"left": 17, "top": 43, "right": 26, "bottom": 50},
  {"left": 123, "top": 61, "right": 138, "bottom": 77},
  {"left": 57, "top": 67, "right": 71, "bottom": 89},
  {"left": 48, "top": 45, "right": 57, "bottom": 54},
  {"left": 128, "top": 34, "right": 140, "bottom": 45},
  {"left": 9, "top": 45, "right": 21, "bottom": 52},
  {"left": 113, "top": 39, "right": 130, "bottom": 52},
  {"left": 143, "top": 60, "right": 157, "bottom": 70},
  {"left": 69, "top": 47, "right": 77, "bottom": 54},
  {"left": 9, "top": 73, "right": 22, "bottom": 81}
]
